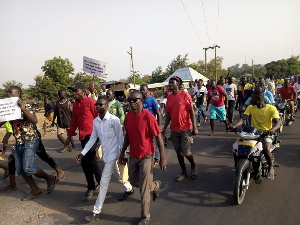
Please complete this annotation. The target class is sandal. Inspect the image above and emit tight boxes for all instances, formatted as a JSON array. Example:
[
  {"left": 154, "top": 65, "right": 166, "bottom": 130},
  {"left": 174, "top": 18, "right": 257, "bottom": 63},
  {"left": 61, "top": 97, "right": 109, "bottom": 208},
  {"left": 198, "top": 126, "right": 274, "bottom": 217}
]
[
  {"left": 191, "top": 168, "right": 198, "bottom": 180},
  {"left": 266, "top": 173, "right": 275, "bottom": 180},
  {"left": 22, "top": 192, "right": 42, "bottom": 201},
  {"left": 175, "top": 174, "right": 188, "bottom": 182}
]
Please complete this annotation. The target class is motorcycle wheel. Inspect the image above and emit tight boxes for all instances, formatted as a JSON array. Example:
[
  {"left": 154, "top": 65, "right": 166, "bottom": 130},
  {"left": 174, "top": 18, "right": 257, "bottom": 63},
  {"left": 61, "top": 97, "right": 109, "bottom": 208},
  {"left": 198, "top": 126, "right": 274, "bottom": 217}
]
[{"left": 233, "top": 169, "right": 249, "bottom": 205}]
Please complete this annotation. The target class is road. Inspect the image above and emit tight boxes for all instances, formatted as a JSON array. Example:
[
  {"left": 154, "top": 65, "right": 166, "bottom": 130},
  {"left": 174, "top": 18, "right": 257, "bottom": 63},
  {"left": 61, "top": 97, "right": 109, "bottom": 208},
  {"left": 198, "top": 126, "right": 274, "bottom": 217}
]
[{"left": 0, "top": 113, "right": 299, "bottom": 225}]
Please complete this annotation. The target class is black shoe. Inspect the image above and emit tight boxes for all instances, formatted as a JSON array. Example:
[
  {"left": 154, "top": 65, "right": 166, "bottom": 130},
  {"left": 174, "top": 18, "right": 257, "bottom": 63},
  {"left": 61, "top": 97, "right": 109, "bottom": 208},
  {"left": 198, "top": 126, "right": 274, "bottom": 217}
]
[
  {"left": 83, "top": 189, "right": 94, "bottom": 201},
  {"left": 85, "top": 213, "right": 100, "bottom": 222},
  {"left": 118, "top": 189, "right": 134, "bottom": 201},
  {"left": 152, "top": 180, "right": 161, "bottom": 201},
  {"left": 138, "top": 217, "right": 150, "bottom": 225}
]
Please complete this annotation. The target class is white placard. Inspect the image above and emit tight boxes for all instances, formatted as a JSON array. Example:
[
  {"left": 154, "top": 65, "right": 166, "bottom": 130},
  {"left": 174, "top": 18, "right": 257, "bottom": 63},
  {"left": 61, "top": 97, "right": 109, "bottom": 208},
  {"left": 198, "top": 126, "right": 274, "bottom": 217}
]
[
  {"left": 83, "top": 56, "right": 107, "bottom": 78},
  {"left": 0, "top": 97, "right": 22, "bottom": 122}
]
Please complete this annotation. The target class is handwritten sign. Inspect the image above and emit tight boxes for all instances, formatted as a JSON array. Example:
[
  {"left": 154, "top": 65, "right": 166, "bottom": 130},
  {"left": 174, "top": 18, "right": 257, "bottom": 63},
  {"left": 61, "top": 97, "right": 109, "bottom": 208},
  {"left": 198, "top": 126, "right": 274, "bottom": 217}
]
[
  {"left": 0, "top": 97, "right": 21, "bottom": 122},
  {"left": 83, "top": 56, "right": 107, "bottom": 78}
]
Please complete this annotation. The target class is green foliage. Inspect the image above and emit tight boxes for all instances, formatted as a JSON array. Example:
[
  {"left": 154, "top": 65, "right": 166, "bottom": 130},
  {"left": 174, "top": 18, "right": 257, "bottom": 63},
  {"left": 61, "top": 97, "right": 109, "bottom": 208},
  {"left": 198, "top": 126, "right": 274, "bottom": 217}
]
[
  {"left": 0, "top": 80, "right": 24, "bottom": 98},
  {"left": 73, "top": 72, "right": 105, "bottom": 93},
  {"left": 126, "top": 71, "right": 145, "bottom": 85},
  {"left": 151, "top": 66, "right": 165, "bottom": 83},
  {"left": 265, "top": 56, "right": 300, "bottom": 78},
  {"left": 41, "top": 56, "right": 74, "bottom": 85}
]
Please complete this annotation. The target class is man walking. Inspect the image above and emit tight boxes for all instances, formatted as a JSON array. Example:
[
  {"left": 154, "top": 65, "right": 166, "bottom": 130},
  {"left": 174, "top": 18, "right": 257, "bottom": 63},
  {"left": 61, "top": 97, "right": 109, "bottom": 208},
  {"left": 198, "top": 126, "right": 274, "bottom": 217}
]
[
  {"left": 52, "top": 90, "right": 76, "bottom": 153},
  {"left": 66, "top": 82, "right": 102, "bottom": 200},
  {"left": 119, "top": 91, "right": 167, "bottom": 225},
  {"left": 162, "top": 76, "right": 198, "bottom": 181},
  {"left": 223, "top": 77, "right": 237, "bottom": 124},
  {"left": 76, "top": 96, "right": 124, "bottom": 222},
  {"left": 43, "top": 97, "right": 54, "bottom": 137},
  {"left": 206, "top": 80, "right": 229, "bottom": 136},
  {"left": 192, "top": 79, "right": 208, "bottom": 127},
  {"left": 140, "top": 84, "right": 162, "bottom": 166}
]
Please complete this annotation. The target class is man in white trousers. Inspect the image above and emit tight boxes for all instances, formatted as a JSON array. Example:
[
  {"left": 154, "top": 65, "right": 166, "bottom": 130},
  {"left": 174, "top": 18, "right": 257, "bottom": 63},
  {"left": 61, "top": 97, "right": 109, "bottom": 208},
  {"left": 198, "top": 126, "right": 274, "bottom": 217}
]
[{"left": 76, "top": 96, "right": 124, "bottom": 222}]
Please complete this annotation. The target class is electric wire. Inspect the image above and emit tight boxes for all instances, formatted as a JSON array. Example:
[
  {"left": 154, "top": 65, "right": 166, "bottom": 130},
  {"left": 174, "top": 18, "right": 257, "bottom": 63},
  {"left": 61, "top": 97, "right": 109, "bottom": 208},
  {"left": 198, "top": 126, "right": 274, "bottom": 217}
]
[
  {"left": 216, "top": 0, "right": 220, "bottom": 44},
  {"left": 200, "top": 0, "right": 210, "bottom": 45}
]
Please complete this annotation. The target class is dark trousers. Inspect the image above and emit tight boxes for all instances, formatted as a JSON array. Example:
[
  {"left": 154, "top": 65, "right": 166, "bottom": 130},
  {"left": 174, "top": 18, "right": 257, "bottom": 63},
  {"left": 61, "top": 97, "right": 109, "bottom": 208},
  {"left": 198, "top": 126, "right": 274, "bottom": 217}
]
[
  {"left": 8, "top": 138, "right": 57, "bottom": 175},
  {"left": 80, "top": 135, "right": 102, "bottom": 190},
  {"left": 227, "top": 100, "right": 235, "bottom": 124}
]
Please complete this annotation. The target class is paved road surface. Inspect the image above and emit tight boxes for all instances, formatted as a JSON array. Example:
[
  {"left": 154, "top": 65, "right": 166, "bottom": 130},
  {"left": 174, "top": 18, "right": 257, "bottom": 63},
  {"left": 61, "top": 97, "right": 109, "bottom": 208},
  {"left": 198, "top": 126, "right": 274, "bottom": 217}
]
[{"left": 0, "top": 114, "right": 299, "bottom": 225}]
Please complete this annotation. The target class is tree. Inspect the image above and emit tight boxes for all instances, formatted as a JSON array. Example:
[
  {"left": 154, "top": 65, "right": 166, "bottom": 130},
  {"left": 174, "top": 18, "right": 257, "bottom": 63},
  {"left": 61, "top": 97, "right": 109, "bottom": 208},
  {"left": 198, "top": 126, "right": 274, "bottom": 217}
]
[
  {"left": 164, "top": 54, "right": 189, "bottom": 79},
  {"left": 41, "top": 56, "right": 74, "bottom": 85},
  {"left": 151, "top": 66, "right": 165, "bottom": 83},
  {"left": 0, "top": 80, "right": 24, "bottom": 98},
  {"left": 206, "top": 56, "right": 223, "bottom": 80},
  {"left": 73, "top": 72, "right": 105, "bottom": 93},
  {"left": 126, "top": 71, "right": 145, "bottom": 85}
]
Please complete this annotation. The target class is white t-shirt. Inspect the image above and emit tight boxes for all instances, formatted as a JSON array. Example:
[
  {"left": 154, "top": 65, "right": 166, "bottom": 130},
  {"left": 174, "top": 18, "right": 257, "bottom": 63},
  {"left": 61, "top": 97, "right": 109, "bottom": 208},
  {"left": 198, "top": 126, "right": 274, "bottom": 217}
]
[
  {"left": 193, "top": 86, "right": 207, "bottom": 96},
  {"left": 223, "top": 83, "right": 237, "bottom": 101}
]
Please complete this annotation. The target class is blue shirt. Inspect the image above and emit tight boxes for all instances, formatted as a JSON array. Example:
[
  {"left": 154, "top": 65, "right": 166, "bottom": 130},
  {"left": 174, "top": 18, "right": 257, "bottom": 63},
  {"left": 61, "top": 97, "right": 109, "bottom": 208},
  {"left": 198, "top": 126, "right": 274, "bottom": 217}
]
[
  {"left": 142, "top": 96, "right": 159, "bottom": 116},
  {"left": 264, "top": 89, "right": 275, "bottom": 104}
]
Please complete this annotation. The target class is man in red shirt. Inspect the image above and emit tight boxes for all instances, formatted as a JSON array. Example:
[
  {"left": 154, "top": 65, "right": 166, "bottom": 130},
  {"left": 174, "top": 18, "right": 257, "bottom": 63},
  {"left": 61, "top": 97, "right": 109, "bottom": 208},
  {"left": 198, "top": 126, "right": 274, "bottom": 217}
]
[
  {"left": 66, "top": 82, "right": 102, "bottom": 200},
  {"left": 119, "top": 91, "right": 166, "bottom": 225},
  {"left": 162, "top": 76, "right": 198, "bottom": 182},
  {"left": 278, "top": 79, "right": 297, "bottom": 116},
  {"left": 206, "top": 80, "right": 229, "bottom": 136}
]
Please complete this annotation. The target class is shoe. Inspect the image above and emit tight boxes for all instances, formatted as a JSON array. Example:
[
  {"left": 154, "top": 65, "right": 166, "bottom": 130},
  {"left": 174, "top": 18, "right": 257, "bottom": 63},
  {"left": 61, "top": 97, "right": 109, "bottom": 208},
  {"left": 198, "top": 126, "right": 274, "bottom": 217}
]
[
  {"left": 175, "top": 174, "right": 189, "bottom": 182},
  {"left": 83, "top": 189, "right": 94, "bottom": 201},
  {"left": 60, "top": 147, "right": 68, "bottom": 153},
  {"left": 118, "top": 189, "right": 134, "bottom": 201},
  {"left": 95, "top": 183, "right": 100, "bottom": 190},
  {"left": 85, "top": 213, "right": 100, "bottom": 222},
  {"left": 138, "top": 217, "right": 151, "bottom": 225},
  {"left": 152, "top": 180, "right": 161, "bottom": 201}
]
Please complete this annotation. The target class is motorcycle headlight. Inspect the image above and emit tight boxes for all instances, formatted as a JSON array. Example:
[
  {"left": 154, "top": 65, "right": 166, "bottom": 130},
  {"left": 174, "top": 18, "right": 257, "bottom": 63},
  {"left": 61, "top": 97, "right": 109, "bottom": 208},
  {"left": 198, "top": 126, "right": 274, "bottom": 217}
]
[
  {"left": 278, "top": 103, "right": 285, "bottom": 109},
  {"left": 237, "top": 131, "right": 260, "bottom": 140}
]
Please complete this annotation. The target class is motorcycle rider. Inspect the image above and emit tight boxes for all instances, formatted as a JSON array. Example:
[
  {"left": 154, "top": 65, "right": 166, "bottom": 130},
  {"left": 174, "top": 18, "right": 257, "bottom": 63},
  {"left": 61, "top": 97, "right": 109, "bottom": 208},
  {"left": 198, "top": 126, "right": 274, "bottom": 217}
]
[
  {"left": 278, "top": 79, "right": 297, "bottom": 118},
  {"left": 230, "top": 87, "right": 280, "bottom": 180}
]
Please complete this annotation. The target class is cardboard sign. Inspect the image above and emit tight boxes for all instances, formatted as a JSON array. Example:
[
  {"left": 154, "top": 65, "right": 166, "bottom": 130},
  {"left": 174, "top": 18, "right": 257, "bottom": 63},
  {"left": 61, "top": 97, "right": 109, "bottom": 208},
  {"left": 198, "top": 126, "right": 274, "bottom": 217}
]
[
  {"left": 0, "top": 97, "right": 21, "bottom": 122},
  {"left": 83, "top": 56, "right": 107, "bottom": 78}
]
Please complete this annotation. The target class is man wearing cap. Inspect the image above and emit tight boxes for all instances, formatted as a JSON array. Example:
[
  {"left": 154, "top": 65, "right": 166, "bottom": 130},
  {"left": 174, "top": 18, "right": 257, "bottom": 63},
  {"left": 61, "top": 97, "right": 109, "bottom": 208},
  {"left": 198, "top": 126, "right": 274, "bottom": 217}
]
[
  {"left": 66, "top": 82, "right": 102, "bottom": 200},
  {"left": 162, "top": 76, "right": 198, "bottom": 181}
]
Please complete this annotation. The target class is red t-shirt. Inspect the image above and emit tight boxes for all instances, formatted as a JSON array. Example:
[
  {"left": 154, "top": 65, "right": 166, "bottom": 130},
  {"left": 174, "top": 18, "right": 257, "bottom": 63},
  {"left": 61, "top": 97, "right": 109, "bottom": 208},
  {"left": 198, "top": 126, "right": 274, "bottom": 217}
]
[
  {"left": 68, "top": 95, "right": 98, "bottom": 141},
  {"left": 278, "top": 86, "right": 296, "bottom": 100},
  {"left": 207, "top": 86, "right": 226, "bottom": 107},
  {"left": 125, "top": 109, "right": 160, "bottom": 159},
  {"left": 165, "top": 91, "right": 193, "bottom": 131}
]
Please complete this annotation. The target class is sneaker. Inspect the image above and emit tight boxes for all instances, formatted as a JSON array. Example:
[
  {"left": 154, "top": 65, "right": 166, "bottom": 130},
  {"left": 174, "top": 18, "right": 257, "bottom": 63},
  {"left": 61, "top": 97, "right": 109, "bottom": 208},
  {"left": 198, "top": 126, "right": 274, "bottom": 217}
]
[
  {"left": 138, "top": 217, "right": 151, "bottom": 225},
  {"left": 83, "top": 189, "right": 94, "bottom": 201},
  {"left": 85, "top": 213, "right": 100, "bottom": 222},
  {"left": 152, "top": 180, "right": 161, "bottom": 201},
  {"left": 118, "top": 189, "right": 134, "bottom": 201}
]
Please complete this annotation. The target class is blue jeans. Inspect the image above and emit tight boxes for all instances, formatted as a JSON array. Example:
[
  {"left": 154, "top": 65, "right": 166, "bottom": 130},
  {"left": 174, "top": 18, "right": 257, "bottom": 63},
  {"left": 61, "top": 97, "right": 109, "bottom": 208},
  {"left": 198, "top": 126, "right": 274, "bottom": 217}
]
[
  {"left": 153, "top": 137, "right": 160, "bottom": 162},
  {"left": 13, "top": 139, "right": 39, "bottom": 176},
  {"left": 197, "top": 105, "right": 206, "bottom": 123}
]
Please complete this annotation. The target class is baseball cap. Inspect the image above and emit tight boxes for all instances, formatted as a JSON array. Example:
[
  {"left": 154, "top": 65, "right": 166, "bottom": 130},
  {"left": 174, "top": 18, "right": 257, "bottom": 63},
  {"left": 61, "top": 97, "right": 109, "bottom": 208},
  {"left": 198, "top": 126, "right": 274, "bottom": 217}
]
[{"left": 68, "top": 82, "right": 86, "bottom": 90}]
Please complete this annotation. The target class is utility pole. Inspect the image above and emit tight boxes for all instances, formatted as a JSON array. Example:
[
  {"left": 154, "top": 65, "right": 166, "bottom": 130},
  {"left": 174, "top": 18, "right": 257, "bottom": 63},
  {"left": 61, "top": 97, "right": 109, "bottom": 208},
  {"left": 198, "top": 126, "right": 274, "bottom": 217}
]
[
  {"left": 214, "top": 45, "right": 220, "bottom": 81},
  {"left": 127, "top": 47, "right": 135, "bottom": 87},
  {"left": 203, "top": 46, "right": 214, "bottom": 77}
]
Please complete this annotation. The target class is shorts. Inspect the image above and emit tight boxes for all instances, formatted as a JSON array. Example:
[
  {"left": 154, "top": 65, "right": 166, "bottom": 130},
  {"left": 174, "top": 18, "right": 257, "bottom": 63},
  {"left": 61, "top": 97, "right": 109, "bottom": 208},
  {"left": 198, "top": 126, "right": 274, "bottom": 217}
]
[
  {"left": 57, "top": 127, "right": 69, "bottom": 135},
  {"left": 44, "top": 112, "right": 54, "bottom": 124},
  {"left": 2, "top": 132, "right": 12, "bottom": 144},
  {"left": 170, "top": 130, "right": 192, "bottom": 155},
  {"left": 13, "top": 139, "right": 38, "bottom": 176},
  {"left": 261, "top": 135, "right": 275, "bottom": 144},
  {"left": 209, "top": 105, "right": 226, "bottom": 120}
]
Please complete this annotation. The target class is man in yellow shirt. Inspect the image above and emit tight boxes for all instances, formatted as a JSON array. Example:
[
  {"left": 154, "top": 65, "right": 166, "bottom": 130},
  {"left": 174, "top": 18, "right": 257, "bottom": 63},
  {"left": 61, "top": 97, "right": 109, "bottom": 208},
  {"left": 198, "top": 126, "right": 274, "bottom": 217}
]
[
  {"left": 124, "top": 83, "right": 130, "bottom": 99},
  {"left": 230, "top": 87, "right": 280, "bottom": 180}
]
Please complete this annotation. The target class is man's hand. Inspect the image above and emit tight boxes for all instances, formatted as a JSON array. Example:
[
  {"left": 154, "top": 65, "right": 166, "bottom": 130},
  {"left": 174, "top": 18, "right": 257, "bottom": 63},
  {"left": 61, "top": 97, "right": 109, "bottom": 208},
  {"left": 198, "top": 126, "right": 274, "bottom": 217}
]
[
  {"left": 118, "top": 152, "right": 128, "bottom": 165},
  {"left": 266, "top": 129, "right": 275, "bottom": 136},
  {"left": 162, "top": 128, "right": 167, "bottom": 137},
  {"left": 228, "top": 124, "right": 235, "bottom": 131},
  {"left": 159, "top": 157, "right": 167, "bottom": 171},
  {"left": 192, "top": 127, "right": 198, "bottom": 135},
  {"left": 76, "top": 154, "right": 83, "bottom": 163},
  {"left": 17, "top": 99, "right": 25, "bottom": 111}
]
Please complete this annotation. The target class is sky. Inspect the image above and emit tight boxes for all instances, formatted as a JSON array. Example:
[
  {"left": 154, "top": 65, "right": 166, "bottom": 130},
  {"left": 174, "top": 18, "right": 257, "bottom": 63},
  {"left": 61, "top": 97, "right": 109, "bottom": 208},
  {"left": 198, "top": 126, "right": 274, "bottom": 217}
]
[{"left": 0, "top": 0, "right": 299, "bottom": 88}]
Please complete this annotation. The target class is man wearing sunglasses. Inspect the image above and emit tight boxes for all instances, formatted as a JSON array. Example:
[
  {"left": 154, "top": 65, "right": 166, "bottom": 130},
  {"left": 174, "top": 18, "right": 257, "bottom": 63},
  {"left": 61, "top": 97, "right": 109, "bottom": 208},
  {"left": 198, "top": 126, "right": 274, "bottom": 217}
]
[
  {"left": 162, "top": 76, "right": 198, "bottom": 181},
  {"left": 119, "top": 91, "right": 167, "bottom": 225},
  {"left": 66, "top": 82, "right": 102, "bottom": 201},
  {"left": 76, "top": 96, "right": 124, "bottom": 222}
]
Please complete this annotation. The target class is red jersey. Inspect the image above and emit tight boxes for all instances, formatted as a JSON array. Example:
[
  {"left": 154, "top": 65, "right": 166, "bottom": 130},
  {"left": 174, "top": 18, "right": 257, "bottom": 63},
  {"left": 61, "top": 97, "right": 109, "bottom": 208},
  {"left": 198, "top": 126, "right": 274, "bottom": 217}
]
[
  {"left": 68, "top": 95, "right": 98, "bottom": 141},
  {"left": 278, "top": 86, "right": 296, "bottom": 100},
  {"left": 207, "top": 86, "right": 226, "bottom": 107},
  {"left": 166, "top": 91, "right": 193, "bottom": 131},
  {"left": 125, "top": 109, "right": 160, "bottom": 159}
]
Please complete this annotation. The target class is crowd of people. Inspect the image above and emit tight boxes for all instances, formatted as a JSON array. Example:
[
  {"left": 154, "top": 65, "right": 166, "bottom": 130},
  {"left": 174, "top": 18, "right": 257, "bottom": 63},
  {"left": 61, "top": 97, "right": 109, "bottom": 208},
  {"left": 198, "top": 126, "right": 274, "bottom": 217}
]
[{"left": 0, "top": 73, "right": 299, "bottom": 224}]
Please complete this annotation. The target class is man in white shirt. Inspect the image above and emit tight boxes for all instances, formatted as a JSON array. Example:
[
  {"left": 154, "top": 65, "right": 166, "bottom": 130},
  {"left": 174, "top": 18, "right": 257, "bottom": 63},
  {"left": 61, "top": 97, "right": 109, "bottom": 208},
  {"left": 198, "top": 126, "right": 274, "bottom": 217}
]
[
  {"left": 193, "top": 79, "right": 208, "bottom": 127},
  {"left": 267, "top": 75, "right": 276, "bottom": 96},
  {"left": 76, "top": 96, "right": 124, "bottom": 222},
  {"left": 223, "top": 77, "right": 237, "bottom": 124}
]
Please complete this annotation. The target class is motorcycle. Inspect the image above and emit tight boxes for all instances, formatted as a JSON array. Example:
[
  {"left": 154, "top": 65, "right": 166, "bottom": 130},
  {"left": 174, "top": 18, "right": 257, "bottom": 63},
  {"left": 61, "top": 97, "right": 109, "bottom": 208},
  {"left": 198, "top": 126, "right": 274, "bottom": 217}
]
[
  {"left": 231, "top": 126, "right": 278, "bottom": 205},
  {"left": 276, "top": 99, "right": 294, "bottom": 126}
]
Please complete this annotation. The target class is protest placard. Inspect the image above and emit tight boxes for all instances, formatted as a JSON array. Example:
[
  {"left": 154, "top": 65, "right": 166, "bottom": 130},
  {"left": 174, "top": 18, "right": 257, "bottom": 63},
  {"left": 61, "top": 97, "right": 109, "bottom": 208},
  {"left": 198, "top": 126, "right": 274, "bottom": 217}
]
[
  {"left": 0, "top": 97, "right": 21, "bottom": 122},
  {"left": 83, "top": 56, "right": 107, "bottom": 78}
]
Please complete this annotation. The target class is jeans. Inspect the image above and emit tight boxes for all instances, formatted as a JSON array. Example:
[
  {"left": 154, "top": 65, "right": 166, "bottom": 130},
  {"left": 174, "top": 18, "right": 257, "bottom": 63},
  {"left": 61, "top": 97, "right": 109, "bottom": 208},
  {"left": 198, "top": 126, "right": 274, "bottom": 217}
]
[
  {"left": 80, "top": 135, "right": 102, "bottom": 190},
  {"left": 227, "top": 100, "right": 235, "bottom": 124},
  {"left": 197, "top": 105, "right": 206, "bottom": 123},
  {"left": 153, "top": 137, "right": 160, "bottom": 163},
  {"left": 13, "top": 139, "right": 39, "bottom": 176}
]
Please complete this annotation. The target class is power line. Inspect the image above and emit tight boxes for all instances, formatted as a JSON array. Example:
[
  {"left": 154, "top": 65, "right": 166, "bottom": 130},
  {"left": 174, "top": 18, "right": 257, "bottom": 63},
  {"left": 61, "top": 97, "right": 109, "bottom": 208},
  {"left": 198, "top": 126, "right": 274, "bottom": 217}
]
[
  {"left": 180, "top": 0, "right": 203, "bottom": 47},
  {"left": 200, "top": 0, "right": 210, "bottom": 45},
  {"left": 216, "top": 0, "right": 220, "bottom": 44}
]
